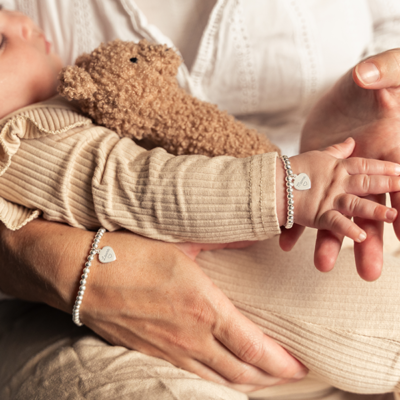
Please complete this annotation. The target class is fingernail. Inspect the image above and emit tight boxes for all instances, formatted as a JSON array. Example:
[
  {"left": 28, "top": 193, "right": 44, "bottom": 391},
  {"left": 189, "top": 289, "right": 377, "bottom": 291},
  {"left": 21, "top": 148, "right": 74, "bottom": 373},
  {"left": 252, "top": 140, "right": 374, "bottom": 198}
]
[
  {"left": 358, "top": 231, "right": 367, "bottom": 242},
  {"left": 356, "top": 62, "right": 380, "bottom": 85},
  {"left": 395, "top": 165, "right": 400, "bottom": 174},
  {"left": 386, "top": 209, "right": 397, "bottom": 221}
]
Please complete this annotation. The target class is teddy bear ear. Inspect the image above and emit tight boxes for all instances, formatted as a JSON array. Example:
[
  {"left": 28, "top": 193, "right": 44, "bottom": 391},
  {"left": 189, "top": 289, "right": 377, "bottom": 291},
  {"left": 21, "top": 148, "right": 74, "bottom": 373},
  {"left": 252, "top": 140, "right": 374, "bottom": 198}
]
[{"left": 57, "top": 65, "right": 97, "bottom": 102}]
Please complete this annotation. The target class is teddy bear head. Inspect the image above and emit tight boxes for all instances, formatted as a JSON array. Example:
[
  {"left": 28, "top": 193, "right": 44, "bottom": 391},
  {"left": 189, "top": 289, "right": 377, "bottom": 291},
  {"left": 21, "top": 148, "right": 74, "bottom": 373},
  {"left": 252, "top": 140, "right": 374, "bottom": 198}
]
[{"left": 57, "top": 39, "right": 182, "bottom": 138}]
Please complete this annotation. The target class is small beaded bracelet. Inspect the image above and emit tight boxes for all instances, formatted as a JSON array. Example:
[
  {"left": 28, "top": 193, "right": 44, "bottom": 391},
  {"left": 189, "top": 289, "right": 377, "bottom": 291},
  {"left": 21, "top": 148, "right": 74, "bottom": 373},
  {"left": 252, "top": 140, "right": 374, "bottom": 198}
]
[
  {"left": 72, "top": 227, "right": 116, "bottom": 326},
  {"left": 280, "top": 155, "right": 312, "bottom": 229},
  {"left": 280, "top": 156, "right": 295, "bottom": 229}
]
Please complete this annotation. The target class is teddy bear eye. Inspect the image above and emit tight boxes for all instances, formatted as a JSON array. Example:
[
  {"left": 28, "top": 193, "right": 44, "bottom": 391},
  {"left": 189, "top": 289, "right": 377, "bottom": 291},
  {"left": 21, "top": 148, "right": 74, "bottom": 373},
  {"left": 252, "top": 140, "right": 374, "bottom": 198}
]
[{"left": 130, "top": 57, "right": 138, "bottom": 63}]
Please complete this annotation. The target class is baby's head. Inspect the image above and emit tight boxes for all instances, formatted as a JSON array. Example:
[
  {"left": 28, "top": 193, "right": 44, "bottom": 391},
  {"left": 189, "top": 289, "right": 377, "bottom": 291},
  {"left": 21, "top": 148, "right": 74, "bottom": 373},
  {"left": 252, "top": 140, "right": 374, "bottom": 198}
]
[{"left": 0, "top": 7, "right": 62, "bottom": 119}]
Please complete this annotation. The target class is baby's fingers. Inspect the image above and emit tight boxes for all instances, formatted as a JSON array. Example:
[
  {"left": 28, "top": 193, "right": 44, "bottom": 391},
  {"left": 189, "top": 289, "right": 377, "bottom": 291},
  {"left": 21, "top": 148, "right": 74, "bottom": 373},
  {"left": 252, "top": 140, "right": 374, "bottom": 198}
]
[
  {"left": 344, "top": 158, "right": 400, "bottom": 176},
  {"left": 335, "top": 194, "right": 397, "bottom": 223},
  {"left": 318, "top": 210, "right": 367, "bottom": 243},
  {"left": 319, "top": 196, "right": 397, "bottom": 242},
  {"left": 346, "top": 175, "right": 400, "bottom": 195}
]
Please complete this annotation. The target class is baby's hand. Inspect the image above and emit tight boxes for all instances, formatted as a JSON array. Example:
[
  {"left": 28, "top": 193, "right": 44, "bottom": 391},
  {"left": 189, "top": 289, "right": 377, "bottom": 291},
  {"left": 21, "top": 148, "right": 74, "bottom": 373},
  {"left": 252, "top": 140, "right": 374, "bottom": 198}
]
[{"left": 277, "top": 138, "right": 400, "bottom": 242}]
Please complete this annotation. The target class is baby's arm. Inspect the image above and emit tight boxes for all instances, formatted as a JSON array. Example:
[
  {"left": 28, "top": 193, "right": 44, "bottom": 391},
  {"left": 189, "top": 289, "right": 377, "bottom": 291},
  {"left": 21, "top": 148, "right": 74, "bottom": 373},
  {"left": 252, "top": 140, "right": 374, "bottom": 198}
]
[
  {"left": 92, "top": 131, "right": 398, "bottom": 246},
  {"left": 3, "top": 108, "right": 398, "bottom": 252},
  {"left": 90, "top": 132, "right": 281, "bottom": 243},
  {"left": 275, "top": 137, "right": 400, "bottom": 242}
]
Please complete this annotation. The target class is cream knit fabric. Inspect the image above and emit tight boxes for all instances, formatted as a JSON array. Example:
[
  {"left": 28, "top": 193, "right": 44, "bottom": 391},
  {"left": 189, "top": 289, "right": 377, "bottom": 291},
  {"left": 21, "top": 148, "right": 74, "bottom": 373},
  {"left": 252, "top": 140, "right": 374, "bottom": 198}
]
[
  {"left": 197, "top": 228, "right": 400, "bottom": 394},
  {"left": 0, "top": 96, "right": 280, "bottom": 242}
]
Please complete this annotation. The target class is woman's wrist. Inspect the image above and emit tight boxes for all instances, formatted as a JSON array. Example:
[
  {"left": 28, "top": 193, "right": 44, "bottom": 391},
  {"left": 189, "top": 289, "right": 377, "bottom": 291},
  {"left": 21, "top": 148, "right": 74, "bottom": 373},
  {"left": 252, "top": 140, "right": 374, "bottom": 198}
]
[{"left": 0, "top": 219, "right": 93, "bottom": 314}]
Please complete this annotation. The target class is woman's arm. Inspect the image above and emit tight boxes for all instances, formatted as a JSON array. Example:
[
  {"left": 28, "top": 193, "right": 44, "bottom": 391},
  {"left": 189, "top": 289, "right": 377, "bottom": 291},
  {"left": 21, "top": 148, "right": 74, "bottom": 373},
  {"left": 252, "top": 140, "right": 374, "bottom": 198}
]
[
  {"left": 0, "top": 218, "right": 306, "bottom": 392},
  {"left": 0, "top": 218, "right": 91, "bottom": 310}
]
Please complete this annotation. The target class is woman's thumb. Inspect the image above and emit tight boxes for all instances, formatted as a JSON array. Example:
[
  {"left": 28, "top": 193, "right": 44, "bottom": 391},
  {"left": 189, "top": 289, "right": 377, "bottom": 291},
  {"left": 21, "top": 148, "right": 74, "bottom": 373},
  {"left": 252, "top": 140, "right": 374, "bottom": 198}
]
[
  {"left": 353, "top": 48, "right": 400, "bottom": 89},
  {"left": 323, "top": 137, "right": 355, "bottom": 159}
]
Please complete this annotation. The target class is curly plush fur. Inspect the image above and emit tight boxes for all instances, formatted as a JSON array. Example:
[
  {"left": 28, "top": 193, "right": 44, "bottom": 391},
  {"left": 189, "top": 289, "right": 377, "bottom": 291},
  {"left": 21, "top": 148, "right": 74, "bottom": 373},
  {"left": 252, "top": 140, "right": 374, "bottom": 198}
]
[{"left": 58, "top": 39, "right": 280, "bottom": 158}]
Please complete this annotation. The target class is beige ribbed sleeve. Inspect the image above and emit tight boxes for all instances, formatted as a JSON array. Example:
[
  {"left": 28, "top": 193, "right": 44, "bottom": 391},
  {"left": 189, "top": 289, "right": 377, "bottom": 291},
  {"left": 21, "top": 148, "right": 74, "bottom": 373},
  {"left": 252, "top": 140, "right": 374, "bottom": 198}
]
[
  {"left": 92, "top": 139, "right": 280, "bottom": 242},
  {"left": 0, "top": 97, "right": 281, "bottom": 242}
]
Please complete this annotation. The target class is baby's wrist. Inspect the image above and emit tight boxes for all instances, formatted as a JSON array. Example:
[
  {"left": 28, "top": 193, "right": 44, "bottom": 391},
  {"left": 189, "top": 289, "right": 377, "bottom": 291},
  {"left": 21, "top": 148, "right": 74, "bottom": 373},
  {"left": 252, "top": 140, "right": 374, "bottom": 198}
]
[{"left": 276, "top": 154, "right": 310, "bottom": 228}]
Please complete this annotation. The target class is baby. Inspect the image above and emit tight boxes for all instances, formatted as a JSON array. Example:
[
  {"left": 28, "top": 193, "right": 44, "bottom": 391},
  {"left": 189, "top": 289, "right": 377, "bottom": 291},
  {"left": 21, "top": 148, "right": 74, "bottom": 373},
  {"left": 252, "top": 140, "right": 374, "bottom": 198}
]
[{"left": 2, "top": 9, "right": 400, "bottom": 395}]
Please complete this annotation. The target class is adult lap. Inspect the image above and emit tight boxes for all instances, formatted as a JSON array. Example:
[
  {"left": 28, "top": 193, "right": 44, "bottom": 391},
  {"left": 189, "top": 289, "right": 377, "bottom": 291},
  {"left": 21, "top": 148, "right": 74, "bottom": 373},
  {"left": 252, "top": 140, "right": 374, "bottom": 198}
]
[
  {"left": 197, "top": 226, "right": 400, "bottom": 394},
  {"left": 0, "top": 302, "right": 396, "bottom": 400},
  {"left": 0, "top": 301, "right": 246, "bottom": 400},
  {"left": 1, "top": 227, "right": 399, "bottom": 399}
]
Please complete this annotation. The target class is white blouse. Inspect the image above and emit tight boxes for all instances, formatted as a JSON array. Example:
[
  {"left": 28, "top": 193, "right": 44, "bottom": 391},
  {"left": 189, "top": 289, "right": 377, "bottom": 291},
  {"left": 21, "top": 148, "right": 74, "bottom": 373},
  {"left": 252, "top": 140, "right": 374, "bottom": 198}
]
[{"left": 4, "top": 0, "right": 400, "bottom": 156}]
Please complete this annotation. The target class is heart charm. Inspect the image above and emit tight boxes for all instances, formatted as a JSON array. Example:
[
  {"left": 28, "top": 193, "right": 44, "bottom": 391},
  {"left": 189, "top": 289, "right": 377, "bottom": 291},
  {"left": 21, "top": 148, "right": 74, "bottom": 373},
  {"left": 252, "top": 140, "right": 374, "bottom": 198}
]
[
  {"left": 294, "top": 173, "right": 311, "bottom": 191},
  {"left": 98, "top": 246, "right": 117, "bottom": 263}
]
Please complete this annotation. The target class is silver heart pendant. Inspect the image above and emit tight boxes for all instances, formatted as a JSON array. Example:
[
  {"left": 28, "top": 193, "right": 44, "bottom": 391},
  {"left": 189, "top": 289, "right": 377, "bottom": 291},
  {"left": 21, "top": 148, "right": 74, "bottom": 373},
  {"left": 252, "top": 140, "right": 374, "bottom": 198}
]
[
  {"left": 294, "top": 173, "right": 311, "bottom": 191},
  {"left": 98, "top": 246, "right": 117, "bottom": 263}
]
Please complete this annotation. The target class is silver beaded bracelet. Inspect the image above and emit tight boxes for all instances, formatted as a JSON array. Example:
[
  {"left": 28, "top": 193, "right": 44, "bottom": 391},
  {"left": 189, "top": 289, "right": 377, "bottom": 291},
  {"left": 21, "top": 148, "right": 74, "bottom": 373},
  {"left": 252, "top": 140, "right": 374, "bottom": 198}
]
[
  {"left": 280, "top": 156, "right": 311, "bottom": 229},
  {"left": 72, "top": 227, "right": 117, "bottom": 326}
]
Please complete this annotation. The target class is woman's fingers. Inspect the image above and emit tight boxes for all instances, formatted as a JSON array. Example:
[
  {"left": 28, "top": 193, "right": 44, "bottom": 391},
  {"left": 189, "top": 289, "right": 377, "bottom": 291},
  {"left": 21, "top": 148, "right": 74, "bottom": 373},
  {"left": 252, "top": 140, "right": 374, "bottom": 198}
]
[
  {"left": 183, "top": 358, "right": 286, "bottom": 393},
  {"left": 213, "top": 303, "right": 307, "bottom": 380},
  {"left": 391, "top": 192, "right": 400, "bottom": 241},
  {"left": 112, "top": 329, "right": 269, "bottom": 393},
  {"left": 115, "top": 318, "right": 298, "bottom": 394},
  {"left": 353, "top": 196, "right": 385, "bottom": 282},
  {"left": 314, "top": 218, "right": 384, "bottom": 282},
  {"left": 353, "top": 48, "right": 400, "bottom": 89},
  {"left": 126, "top": 306, "right": 305, "bottom": 391},
  {"left": 314, "top": 230, "right": 344, "bottom": 273},
  {"left": 354, "top": 217, "right": 384, "bottom": 281},
  {"left": 193, "top": 339, "right": 292, "bottom": 389},
  {"left": 279, "top": 224, "right": 306, "bottom": 251}
]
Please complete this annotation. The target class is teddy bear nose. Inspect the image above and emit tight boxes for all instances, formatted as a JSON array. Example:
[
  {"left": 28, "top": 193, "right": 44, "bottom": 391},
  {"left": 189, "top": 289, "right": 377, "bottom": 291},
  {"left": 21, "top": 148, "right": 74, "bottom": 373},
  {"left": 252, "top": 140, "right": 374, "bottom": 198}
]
[{"left": 130, "top": 57, "right": 138, "bottom": 63}]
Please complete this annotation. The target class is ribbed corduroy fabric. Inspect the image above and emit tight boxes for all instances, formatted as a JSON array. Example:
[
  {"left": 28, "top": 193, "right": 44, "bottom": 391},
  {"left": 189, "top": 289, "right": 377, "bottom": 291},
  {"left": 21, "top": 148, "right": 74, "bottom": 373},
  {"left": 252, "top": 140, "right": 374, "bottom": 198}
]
[
  {"left": 1, "top": 98, "right": 400, "bottom": 396},
  {"left": 197, "top": 227, "right": 400, "bottom": 395},
  {"left": 0, "top": 96, "right": 280, "bottom": 242}
]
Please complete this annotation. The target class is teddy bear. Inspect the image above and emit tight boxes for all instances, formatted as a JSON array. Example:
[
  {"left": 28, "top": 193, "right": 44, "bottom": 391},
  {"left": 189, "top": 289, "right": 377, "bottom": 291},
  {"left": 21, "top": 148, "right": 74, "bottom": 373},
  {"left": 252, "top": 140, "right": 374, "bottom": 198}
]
[{"left": 58, "top": 39, "right": 280, "bottom": 158}]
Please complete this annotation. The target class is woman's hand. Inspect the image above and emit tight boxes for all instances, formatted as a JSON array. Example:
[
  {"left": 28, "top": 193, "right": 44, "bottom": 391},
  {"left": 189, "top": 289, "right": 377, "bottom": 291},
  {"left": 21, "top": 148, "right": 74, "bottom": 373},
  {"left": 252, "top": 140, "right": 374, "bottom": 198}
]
[
  {"left": 0, "top": 219, "right": 306, "bottom": 393},
  {"left": 301, "top": 49, "right": 400, "bottom": 159},
  {"left": 299, "top": 48, "right": 400, "bottom": 281}
]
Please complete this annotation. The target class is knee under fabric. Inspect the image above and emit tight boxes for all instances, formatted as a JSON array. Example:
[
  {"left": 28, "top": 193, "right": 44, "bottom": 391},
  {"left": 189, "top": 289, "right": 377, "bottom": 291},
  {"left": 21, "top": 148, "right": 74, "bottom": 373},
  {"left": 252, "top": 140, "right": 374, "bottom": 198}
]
[{"left": 197, "top": 227, "right": 400, "bottom": 394}]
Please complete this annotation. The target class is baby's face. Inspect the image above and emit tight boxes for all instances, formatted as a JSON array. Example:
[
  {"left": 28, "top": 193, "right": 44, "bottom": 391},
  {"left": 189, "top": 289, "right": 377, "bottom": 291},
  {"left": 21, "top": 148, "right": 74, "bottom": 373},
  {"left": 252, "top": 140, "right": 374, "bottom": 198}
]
[{"left": 0, "top": 9, "right": 62, "bottom": 118}]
